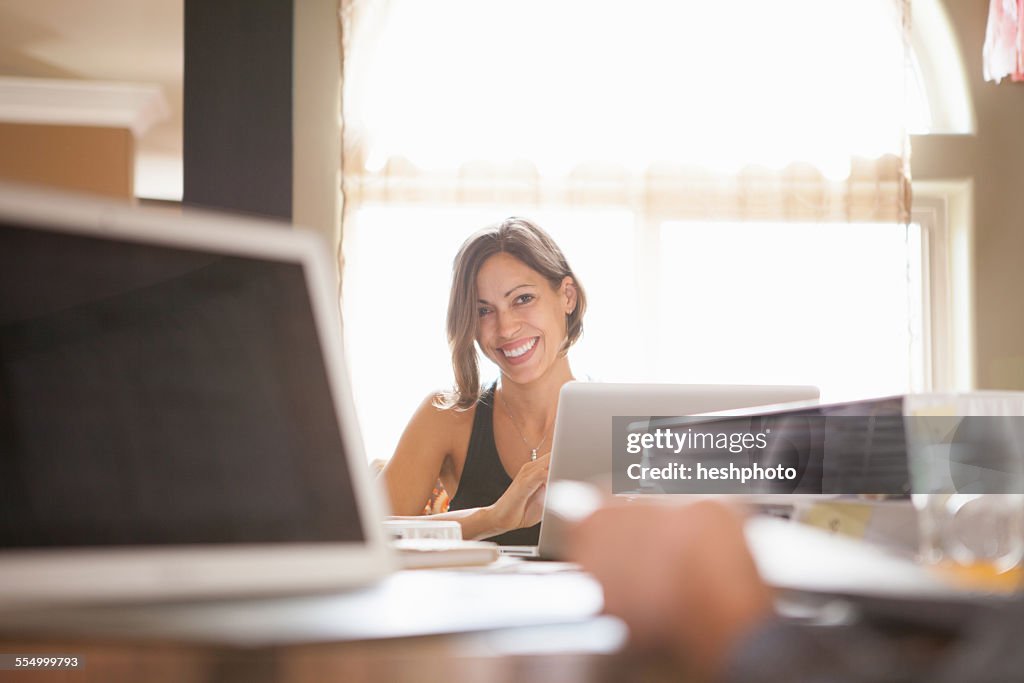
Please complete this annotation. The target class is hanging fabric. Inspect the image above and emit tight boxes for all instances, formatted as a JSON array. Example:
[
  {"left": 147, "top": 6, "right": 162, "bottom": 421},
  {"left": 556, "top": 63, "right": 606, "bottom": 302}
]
[{"left": 984, "top": 0, "right": 1024, "bottom": 82}]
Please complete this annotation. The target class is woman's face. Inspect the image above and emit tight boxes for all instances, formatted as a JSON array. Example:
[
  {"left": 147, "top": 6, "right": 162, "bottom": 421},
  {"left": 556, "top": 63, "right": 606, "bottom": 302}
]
[{"left": 474, "top": 252, "right": 577, "bottom": 386}]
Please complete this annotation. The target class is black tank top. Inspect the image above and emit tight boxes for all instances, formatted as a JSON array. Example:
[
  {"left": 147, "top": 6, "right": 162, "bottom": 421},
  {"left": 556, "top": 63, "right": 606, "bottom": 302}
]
[{"left": 447, "top": 383, "right": 541, "bottom": 546}]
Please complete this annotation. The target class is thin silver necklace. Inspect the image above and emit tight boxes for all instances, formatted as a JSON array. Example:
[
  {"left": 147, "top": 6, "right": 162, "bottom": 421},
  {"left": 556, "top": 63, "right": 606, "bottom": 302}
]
[{"left": 498, "top": 390, "right": 546, "bottom": 461}]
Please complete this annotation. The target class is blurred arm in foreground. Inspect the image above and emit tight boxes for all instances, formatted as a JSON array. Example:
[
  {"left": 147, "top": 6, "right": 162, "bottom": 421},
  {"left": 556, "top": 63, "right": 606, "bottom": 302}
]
[{"left": 568, "top": 500, "right": 1024, "bottom": 683}]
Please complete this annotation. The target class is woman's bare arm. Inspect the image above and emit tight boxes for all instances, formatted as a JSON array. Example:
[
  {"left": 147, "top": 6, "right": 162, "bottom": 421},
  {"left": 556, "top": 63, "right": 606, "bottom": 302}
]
[
  {"left": 381, "top": 394, "right": 462, "bottom": 515},
  {"left": 381, "top": 394, "right": 548, "bottom": 541}
]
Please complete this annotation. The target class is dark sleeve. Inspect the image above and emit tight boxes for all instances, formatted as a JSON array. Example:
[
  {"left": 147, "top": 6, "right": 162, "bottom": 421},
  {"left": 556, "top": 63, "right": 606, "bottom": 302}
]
[
  {"left": 724, "top": 601, "right": 1024, "bottom": 683},
  {"left": 928, "top": 601, "right": 1024, "bottom": 683},
  {"left": 723, "top": 618, "right": 916, "bottom": 683}
]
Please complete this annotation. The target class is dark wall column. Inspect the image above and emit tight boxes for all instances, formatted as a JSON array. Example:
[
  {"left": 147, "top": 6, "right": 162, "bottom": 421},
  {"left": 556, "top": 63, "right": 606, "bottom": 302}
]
[{"left": 184, "top": 0, "right": 293, "bottom": 220}]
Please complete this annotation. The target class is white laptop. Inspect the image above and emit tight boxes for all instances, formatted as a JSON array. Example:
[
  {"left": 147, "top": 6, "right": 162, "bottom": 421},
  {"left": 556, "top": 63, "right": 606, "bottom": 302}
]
[
  {"left": 0, "top": 183, "right": 394, "bottom": 604},
  {"left": 521, "top": 382, "right": 820, "bottom": 559}
]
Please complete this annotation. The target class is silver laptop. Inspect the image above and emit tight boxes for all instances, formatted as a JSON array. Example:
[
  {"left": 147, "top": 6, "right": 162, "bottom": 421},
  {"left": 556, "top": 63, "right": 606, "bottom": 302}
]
[
  {"left": 0, "top": 184, "right": 394, "bottom": 604},
  {"left": 520, "top": 382, "right": 820, "bottom": 559}
]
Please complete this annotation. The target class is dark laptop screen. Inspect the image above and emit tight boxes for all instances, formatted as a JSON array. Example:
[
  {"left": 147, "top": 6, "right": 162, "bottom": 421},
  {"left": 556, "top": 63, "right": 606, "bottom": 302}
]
[{"left": 0, "top": 221, "right": 365, "bottom": 547}]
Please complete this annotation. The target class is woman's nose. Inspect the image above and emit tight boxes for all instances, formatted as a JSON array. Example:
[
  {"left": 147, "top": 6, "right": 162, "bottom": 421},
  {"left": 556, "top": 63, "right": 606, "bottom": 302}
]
[{"left": 496, "top": 308, "right": 521, "bottom": 338}]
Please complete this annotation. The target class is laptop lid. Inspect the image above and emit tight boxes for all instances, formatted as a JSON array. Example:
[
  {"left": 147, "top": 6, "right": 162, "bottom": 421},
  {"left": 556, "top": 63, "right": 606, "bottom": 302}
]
[
  {"left": 0, "top": 184, "right": 392, "bottom": 604},
  {"left": 537, "top": 382, "right": 820, "bottom": 558}
]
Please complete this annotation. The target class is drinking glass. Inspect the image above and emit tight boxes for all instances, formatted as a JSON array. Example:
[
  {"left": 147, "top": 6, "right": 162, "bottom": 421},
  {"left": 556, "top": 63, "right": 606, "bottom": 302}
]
[{"left": 908, "top": 416, "right": 1024, "bottom": 591}]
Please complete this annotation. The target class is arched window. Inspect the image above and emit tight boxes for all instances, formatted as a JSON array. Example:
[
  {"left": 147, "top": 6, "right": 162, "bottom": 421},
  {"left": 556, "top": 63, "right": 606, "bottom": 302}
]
[{"left": 338, "top": 0, "right": 958, "bottom": 462}]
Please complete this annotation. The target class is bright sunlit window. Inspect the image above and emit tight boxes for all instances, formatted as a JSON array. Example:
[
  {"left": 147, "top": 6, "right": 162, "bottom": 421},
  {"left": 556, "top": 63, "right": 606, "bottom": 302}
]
[
  {"left": 653, "top": 221, "right": 924, "bottom": 400},
  {"left": 340, "top": 0, "right": 939, "bottom": 462}
]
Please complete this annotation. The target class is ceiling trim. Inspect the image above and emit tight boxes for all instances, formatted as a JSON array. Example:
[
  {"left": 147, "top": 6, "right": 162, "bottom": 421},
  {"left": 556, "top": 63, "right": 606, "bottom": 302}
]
[{"left": 0, "top": 76, "right": 170, "bottom": 138}]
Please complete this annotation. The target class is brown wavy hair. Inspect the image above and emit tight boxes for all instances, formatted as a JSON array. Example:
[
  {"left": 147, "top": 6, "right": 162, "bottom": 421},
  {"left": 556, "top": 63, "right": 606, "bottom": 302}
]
[{"left": 438, "top": 217, "right": 586, "bottom": 410}]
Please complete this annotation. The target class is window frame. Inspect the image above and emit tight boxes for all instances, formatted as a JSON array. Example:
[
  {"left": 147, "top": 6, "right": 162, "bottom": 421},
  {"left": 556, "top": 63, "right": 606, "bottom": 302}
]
[{"left": 912, "top": 181, "right": 975, "bottom": 392}]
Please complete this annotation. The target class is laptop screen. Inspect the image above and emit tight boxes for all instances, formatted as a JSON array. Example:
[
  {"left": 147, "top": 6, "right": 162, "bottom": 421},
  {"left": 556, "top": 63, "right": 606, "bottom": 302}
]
[{"left": 0, "top": 221, "right": 365, "bottom": 548}]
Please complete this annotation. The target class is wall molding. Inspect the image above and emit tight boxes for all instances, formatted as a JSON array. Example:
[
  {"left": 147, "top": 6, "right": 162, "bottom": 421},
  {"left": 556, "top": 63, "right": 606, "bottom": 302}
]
[{"left": 0, "top": 76, "right": 169, "bottom": 138}]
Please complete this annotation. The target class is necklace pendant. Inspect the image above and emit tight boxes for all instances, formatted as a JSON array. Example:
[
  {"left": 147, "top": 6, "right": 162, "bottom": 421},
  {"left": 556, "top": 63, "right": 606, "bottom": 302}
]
[{"left": 530, "top": 449, "right": 538, "bottom": 461}]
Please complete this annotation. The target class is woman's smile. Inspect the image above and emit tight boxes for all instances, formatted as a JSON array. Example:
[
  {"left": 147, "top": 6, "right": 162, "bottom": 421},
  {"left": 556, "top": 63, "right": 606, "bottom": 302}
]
[{"left": 499, "top": 336, "right": 539, "bottom": 365}]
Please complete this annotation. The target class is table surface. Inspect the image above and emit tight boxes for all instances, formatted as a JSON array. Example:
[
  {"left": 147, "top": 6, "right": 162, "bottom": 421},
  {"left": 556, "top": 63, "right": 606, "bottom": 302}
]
[
  {"left": 0, "top": 515, "right": 1006, "bottom": 683},
  {"left": 0, "top": 563, "right": 674, "bottom": 683},
  {"left": 0, "top": 616, "right": 687, "bottom": 683}
]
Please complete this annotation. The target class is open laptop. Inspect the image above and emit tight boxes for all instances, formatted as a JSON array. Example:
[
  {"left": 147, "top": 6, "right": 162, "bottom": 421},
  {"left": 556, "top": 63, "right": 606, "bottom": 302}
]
[
  {"left": 0, "top": 183, "right": 394, "bottom": 604},
  {"left": 515, "top": 382, "right": 821, "bottom": 559}
]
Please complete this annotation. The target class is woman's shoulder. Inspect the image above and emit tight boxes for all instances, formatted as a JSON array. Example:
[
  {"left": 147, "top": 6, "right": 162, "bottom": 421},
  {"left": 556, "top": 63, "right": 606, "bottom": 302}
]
[
  {"left": 405, "top": 390, "right": 478, "bottom": 440},
  {"left": 389, "top": 391, "right": 477, "bottom": 476}
]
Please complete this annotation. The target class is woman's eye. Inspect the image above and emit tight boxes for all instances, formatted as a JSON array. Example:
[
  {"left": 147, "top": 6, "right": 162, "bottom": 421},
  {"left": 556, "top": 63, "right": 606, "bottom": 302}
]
[
  {"left": 478, "top": 307, "right": 492, "bottom": 317},
  {"left": 514, "top": 294, "right": 535, "bottom": 305}
]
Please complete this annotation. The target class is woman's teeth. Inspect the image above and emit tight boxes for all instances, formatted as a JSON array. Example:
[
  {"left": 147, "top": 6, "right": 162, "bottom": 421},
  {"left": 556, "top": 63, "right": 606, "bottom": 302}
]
[{"left": 502, "top": 338, "right": 537, "bottom": 358}]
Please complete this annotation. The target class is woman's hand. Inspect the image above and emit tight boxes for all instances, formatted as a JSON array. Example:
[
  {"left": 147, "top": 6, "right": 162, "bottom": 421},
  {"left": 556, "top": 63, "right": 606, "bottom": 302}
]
[{"left": 486, "top": 453, "right": 550, "bottom": 534}]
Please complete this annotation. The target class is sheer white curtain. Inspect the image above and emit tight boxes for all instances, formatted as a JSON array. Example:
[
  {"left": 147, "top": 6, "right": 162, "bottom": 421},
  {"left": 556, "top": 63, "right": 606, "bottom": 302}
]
[{"left": 340, "top": 0, "right": 911, "bottom": 221}]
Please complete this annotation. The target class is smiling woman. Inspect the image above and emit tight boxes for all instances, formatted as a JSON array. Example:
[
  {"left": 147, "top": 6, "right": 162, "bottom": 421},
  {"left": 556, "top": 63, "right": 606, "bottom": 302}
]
[{"left": 381, "top": 218, "right": 586, "bottom": 545}]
